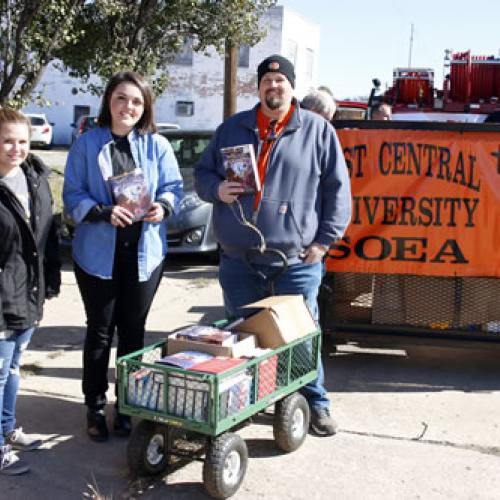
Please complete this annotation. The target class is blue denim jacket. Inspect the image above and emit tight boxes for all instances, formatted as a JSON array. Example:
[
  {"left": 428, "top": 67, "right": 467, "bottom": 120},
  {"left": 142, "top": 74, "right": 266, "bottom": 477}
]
[{"left": 63, "top": 126, "right": 183, "bottom": 281}]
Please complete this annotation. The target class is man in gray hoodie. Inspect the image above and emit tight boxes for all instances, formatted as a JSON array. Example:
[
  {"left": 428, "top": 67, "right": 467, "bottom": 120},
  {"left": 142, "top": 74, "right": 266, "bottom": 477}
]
[{"left": 195, "top": 54, "right": 351, "bottom": 436}]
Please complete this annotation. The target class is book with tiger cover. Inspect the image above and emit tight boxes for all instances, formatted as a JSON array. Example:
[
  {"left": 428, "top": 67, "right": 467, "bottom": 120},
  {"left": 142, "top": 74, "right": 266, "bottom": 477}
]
[
  {"left": 220, "top": 144, "right": 261, "bottom": 193},
  {"left": 108, "top": 168, "right": 152, "bottom": 222}
]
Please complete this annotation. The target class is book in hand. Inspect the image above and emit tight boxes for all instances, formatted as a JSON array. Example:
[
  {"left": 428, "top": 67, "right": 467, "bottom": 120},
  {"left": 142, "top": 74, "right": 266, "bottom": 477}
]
[
  {"left": 156, "top": 351, "right": 214, "bottom": 369},
  {"left": 108, "top": 168, "right": 152, "bottom": 222},
  {"left": 220, "top": 144, "right": 261, "bottom": 193},
  {"left": 174, "top": 325, "right": 237, "bottom": 346}
]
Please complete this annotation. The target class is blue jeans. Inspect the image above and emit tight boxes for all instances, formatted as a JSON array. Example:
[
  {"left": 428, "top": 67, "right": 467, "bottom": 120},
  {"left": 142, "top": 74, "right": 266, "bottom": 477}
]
[
  {"left": 219, "top": 254, "right": 329, "bottom": 410},
  {"left": 0, "top": 327, "right": 35, "bottom": 446}
]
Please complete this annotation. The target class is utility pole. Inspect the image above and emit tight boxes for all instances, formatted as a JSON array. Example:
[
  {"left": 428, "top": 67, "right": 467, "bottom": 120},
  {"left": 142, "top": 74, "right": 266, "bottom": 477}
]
[
  {"left": 223, "top": 39, "right": 238, "bottom": 120},
  {"left": 408, "top": 23, "right": 414, "bottom": 67}
]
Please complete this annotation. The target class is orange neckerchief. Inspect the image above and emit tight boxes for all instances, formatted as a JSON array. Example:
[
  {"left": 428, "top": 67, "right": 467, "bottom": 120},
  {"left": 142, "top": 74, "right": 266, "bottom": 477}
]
[{"left": 254, "top": 103, "right": 295, "bottom": 209}]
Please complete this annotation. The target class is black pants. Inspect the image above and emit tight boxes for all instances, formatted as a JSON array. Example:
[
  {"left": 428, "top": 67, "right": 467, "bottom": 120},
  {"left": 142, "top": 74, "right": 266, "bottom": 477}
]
[{"left": 74, "top": 254, "right": 163, "bottom": 410}]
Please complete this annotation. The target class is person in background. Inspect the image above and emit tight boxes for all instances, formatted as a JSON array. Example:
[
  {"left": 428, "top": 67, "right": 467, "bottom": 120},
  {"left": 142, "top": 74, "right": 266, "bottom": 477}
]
[
  {"left": 301, "top": 89, "right": 337, "bottom": 121},
  {"left": 63, "top": 71, "right": 183, "bottom": 442},
  {"left": 370, "top": 102, "right": 392, "bottom": 120},
  {"left": 195, "top": 54, "right": 351, "bottom": 436},
  {"left": 0, "top": 108, "right": 61, "bottom": 475}
]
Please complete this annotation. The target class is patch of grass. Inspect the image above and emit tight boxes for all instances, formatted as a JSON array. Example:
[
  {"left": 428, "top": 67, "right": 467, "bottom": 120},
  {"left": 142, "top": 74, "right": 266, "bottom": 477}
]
[
  {"left": 83, "top": 473, "right": 113, "bottom": 500},
  {"left": 190, "top": 277, "right": 215, "bottom": 288},
  {"left": 48, "top": 169, "right": 64, "bottom": 215}
]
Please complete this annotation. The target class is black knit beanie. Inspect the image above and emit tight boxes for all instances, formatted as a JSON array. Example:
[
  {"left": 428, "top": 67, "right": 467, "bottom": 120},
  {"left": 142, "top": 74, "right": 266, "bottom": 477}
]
[{"left": 257, "top": 54, "right": 296, "bottom": 88}]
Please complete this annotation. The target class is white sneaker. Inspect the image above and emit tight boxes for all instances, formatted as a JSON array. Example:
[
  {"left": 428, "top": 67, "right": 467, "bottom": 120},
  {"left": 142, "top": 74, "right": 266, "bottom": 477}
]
[
  {"left": 5, "top": 427, "right": 42, "bottom": 451},
  {"left": 0, "top": 445, "right": 30, "bottom": 475}
]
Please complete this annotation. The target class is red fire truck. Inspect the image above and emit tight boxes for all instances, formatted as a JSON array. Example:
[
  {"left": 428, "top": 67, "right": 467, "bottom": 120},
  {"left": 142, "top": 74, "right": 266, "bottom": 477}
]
[{"left": 371, "top": 50, "right": 500, "bottom": 122}]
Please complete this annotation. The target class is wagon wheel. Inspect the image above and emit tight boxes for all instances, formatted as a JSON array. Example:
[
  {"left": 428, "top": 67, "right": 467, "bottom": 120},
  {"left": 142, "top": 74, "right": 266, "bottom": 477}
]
[
  {"left": 202, "top": 432, "right": 248, "bottom": 499},
  {"left": 273, "top": 392, "right": 310, "bottom": 452},
  {"left": 127, "top": 419, "right": 169, "bottom": 476}
]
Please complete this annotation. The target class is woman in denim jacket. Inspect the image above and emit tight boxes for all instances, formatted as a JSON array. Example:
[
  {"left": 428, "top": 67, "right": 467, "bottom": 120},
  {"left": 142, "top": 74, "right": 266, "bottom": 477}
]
[{"left": 63, "top": 71, "right": 183, "bottom": 442}]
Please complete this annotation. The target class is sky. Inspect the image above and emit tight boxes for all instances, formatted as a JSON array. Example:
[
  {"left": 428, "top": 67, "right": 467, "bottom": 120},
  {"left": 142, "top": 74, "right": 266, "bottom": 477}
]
[{"left": 277, "top": 0, "right": 499, "bottom": 100}]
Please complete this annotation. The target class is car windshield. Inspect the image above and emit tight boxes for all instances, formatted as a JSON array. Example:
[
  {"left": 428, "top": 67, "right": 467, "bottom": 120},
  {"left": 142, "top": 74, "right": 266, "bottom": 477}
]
[
  {"left": 334, "top": 108, "right": 367, "bottom": 120},
  {"left": 167, "top": 135, "right": 211, "bottom": 191},
  {"left": 30, "top": 117, "right": 45, "bottom": 126}
]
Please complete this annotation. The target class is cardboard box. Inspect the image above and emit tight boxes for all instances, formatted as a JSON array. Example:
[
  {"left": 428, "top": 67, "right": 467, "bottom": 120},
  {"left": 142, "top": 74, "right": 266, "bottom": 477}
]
[
  {"left": 167, "top": 331, "right": 257, "bottom": 358},
  {"left": 237, "top": 295, "right": 317, "bottom": 349}
]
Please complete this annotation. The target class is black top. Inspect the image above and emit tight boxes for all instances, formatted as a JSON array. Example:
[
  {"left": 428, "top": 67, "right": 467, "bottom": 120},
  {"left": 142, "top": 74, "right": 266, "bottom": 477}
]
[
  {"left": 110, "top": 133, "right": 137, "bottom": 175},
  {"left": 110, "top": 133, "right": 142, "bottom": 256}
]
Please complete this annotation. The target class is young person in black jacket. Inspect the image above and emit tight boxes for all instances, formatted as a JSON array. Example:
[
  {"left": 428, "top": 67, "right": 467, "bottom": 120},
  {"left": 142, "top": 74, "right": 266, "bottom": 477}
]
[{"left": 0, "top": 108, "right": 61, "bottom": 475}]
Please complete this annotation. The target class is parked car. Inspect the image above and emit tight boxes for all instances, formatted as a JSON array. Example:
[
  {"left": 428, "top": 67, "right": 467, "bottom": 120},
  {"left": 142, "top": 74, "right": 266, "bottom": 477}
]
[
  {"left": 26, "top": 113, "right": 53, "bottom": 148},
  {"left": 156, "top": 122, "right": 180, "bottom": 133},
  {"left": 71, "top": 115, "right": 98, "bottom": 143},
  {"left": 161, "top": 129, "right": 217, "bottom": 256}
]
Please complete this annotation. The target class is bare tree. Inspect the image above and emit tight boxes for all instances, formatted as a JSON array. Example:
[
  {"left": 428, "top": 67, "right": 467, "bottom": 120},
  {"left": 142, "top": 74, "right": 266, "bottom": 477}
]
[{"left": 0, "top": 0, "right": 84, "bottom": 107}]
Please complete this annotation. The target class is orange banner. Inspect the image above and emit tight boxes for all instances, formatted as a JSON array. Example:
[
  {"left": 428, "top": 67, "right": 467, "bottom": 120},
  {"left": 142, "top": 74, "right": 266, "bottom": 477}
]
[{"left": 326, "top": 129, "right": 500, "bottom": 277}]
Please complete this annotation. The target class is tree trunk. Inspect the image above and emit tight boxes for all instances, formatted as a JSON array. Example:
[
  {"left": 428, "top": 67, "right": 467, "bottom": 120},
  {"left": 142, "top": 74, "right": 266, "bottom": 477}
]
[{"left": 223, "top": 39, "right": 238, "bottom": 120}]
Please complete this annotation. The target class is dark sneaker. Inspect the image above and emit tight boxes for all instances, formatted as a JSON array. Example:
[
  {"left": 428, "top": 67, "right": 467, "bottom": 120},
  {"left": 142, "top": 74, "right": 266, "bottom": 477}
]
[
  {"left": 113, "top": 412, "right": 131, "bottom": 437},
  {"left": 310, "top": 407, "right": 338, "bottom": 436},
  {"left": 0, "top": 445, "right": 30, "bottom": 475},
  {"left": 87, "top": 409, "right": 109, "bottom": 442},
  {"left": 5, "top": 428, "right": 42, "bottom": 451}
]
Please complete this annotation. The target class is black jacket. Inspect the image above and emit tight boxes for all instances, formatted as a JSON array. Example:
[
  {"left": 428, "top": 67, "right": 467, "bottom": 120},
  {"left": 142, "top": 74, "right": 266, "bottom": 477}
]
[{"left": 0, "top": 154, "right": 61, "bottom": 331}]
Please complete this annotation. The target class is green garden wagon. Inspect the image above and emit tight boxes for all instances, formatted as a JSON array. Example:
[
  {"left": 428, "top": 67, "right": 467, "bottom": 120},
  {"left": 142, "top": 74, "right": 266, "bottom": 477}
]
[{"left": 116, "top": 329, "right": 320, "bottom": 499}]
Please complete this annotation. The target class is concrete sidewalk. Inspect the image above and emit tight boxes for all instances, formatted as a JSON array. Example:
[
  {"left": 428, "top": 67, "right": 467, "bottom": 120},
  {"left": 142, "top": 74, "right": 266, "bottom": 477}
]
[{"left": 6, "top": 258, "right": 500, "bottom": 499}]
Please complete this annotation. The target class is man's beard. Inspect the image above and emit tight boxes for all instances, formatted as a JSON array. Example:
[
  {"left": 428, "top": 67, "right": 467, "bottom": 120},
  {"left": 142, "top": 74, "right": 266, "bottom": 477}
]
[{"left": 265, "top": 94, "right": 284, "bottom": 110}]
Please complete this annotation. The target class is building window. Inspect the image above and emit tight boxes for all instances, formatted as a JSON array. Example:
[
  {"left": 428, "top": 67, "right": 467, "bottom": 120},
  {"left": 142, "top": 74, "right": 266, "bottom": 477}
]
[
  {"left": 305, "top": 48, "right": 314, "bottom": 80},
  {"left": 73, "top": 105, "right": 90, "bottom": 125},
  {"left": 174, "top": 39, "right": 193, "bottom": 66},
  {"left": 175, "top": 101, "right": 194, "bottom": 117},
  {"left": 238, "top": 44, "right": 250, "bottom": 68},
  {"left": 285, "top": 39, "right": 297, "bottom": 67}
]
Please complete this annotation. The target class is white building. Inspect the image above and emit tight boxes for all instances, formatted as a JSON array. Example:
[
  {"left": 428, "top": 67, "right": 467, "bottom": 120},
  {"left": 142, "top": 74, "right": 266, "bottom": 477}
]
[{"left": 23, "top": 6, "right": 319, "bottom": 145}]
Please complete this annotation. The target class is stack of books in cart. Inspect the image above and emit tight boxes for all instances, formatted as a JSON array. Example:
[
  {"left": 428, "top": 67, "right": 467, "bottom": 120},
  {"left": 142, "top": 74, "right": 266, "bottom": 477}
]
[
  {"left": 127, "top": 296, "right": 318, "bottom": 421},
  {"left": 127, "top": 323, "right": 271, "bottom": 419}
]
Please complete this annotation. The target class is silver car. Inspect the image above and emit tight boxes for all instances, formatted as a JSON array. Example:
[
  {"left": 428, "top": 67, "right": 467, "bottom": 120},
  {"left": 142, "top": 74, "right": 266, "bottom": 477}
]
[{"left": 161, "top": 130, "right": 217, "bottom": 256}]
